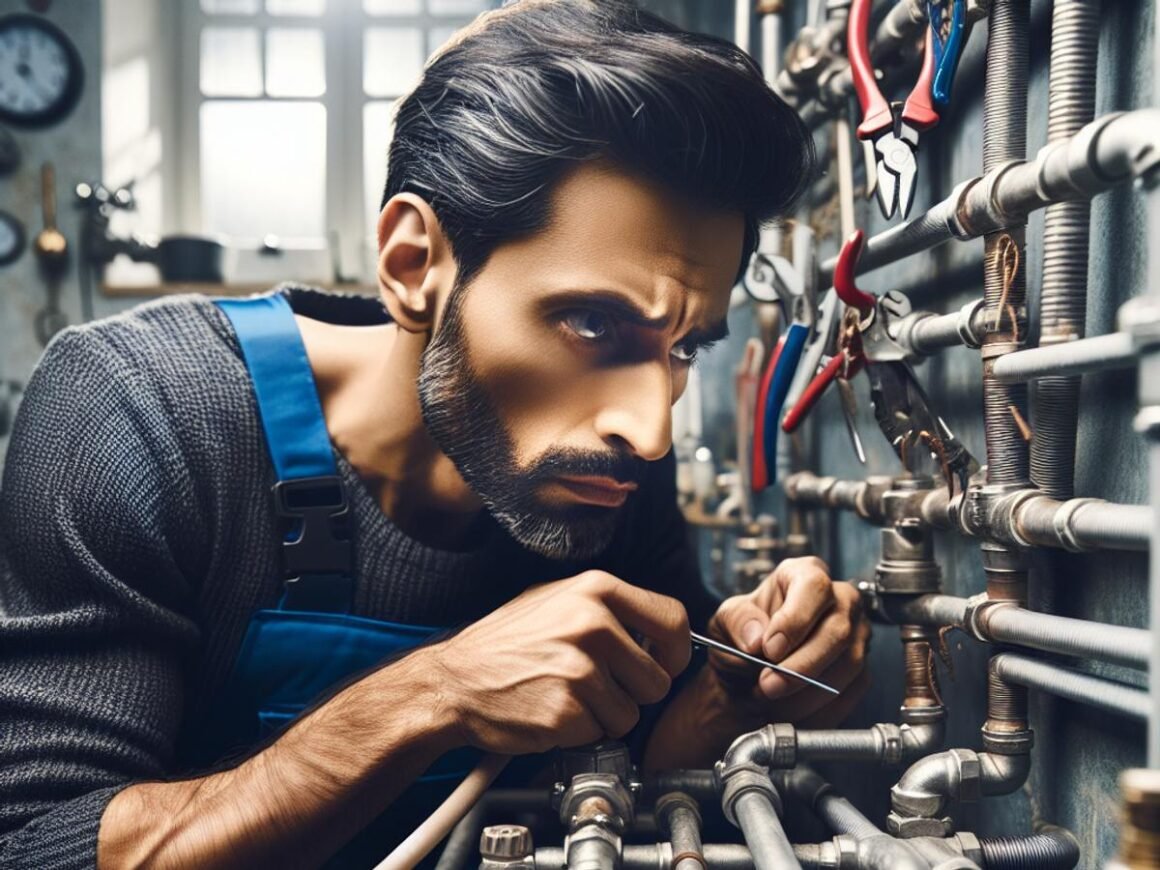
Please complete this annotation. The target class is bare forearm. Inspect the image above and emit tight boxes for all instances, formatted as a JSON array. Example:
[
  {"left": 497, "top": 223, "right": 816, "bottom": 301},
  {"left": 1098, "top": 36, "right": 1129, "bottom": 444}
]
[{"left": 97, "top": 649, "right": 458, "bottom": 870}]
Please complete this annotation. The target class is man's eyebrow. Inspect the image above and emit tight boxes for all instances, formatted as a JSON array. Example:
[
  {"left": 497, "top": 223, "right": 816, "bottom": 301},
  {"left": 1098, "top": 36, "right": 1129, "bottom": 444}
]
[
  {"left": 546, "top": 288, "right": 670, "bottom": 329},
  {"left": 545, "top": 288, "right": 730, "bottom": 345}
]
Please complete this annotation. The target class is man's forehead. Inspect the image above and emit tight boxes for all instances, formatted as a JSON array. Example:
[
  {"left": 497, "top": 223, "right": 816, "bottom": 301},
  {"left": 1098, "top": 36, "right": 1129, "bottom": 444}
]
[{"left": 535, "top": 162, "right": 745, "bottom": 305}]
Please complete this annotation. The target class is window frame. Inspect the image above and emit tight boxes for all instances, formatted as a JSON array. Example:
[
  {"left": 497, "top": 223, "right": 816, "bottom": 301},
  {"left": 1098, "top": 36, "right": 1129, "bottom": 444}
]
[{"left": 177, "top": 0, "right": 495, "bottom": 283}]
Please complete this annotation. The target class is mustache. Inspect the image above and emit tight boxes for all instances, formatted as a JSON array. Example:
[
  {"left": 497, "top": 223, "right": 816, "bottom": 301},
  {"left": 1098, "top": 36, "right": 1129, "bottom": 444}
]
[{"left": 525, "top": 448, "right": 647, "bottom": 486}]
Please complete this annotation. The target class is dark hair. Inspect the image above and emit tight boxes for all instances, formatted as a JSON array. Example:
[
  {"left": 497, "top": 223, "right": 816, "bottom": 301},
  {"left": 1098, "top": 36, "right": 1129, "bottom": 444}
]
[{"left": 383, "top": 0, "right": 815, "bottom": 285}]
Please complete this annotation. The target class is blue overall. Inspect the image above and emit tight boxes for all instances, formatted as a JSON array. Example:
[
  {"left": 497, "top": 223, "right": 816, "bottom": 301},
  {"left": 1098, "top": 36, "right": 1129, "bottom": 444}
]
[{"left": 195, "top": 291, "right": 478, "bottom": 790}]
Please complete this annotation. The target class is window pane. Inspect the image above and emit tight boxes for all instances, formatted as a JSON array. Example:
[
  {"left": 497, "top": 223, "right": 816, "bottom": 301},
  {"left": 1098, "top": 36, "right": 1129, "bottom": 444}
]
[
  {"left": 363, "top": 0, "right": 422, "bottom": 13},
  {"left": 201, "top": 0, "right": 259, "bottom": 13},
  {"left": 201, "top": 101, "right": 327, "bottom": 242},
  {"left": 429, "top": 0, "right": 489, "bottom": 13},
  {"left": 267, "top": 0, "right": 325, "bottom": 14},
  {"left": 363, "top": 27, "right": 424, "bottom": 97},
  {"left": 200, "top": 27, "right": 262, "bottom": 97},
  {"left": 364, "top": 101, "right": 395, "bottom": 232},
  {"left": 427, "top": 25, "right": 459, "bottom": 55},
  {"left": 266, "top": 29, "right": 325, "bottom": 97}
]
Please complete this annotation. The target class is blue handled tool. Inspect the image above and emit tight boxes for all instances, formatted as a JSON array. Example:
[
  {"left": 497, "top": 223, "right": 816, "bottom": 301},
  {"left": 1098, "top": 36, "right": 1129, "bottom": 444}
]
[
  {"left": 761, "top": 321, "right": 809, "bottom": 477},
  {"left": 927, "top": 0, "right": 967, "bottom": 106}
]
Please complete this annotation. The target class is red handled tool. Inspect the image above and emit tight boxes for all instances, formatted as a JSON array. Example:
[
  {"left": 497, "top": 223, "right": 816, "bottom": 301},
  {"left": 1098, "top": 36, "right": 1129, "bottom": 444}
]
[
  {"left": 849, "top": 0, "right": 940, "bottom": 220},
  {"left": 782, "top": 230, "right": 980, "bottom": 493}
]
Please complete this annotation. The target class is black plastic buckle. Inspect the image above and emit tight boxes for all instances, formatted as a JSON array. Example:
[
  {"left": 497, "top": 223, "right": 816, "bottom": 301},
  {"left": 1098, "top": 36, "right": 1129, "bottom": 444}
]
[{"left": 271, "top": 476, "right": 354, "bottom": 612}]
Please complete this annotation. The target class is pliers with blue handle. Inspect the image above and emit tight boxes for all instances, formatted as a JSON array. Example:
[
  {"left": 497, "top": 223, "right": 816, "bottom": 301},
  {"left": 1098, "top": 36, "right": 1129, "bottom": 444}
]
[
  {"left": 927, "top": 0, "right": 967, "bottom": 106},
  {"left": 742, "top": 251, "right": 817, "bottom": 491}
]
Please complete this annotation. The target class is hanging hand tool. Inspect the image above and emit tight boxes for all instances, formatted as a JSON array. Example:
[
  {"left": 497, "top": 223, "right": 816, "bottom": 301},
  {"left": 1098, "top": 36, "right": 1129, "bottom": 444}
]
[
  {"left": 33, "top": 162, "right": 69, "bottom": 346},
  {"left": 927, "top": 0, "right": 968, "bottom": 106},
  {"left": 691, "top": 631, "right": 840, "bottom": 695},
  {"left": 782, "top": 231, "right": 978, "bottom": 494},
  {"left": 848, "top": 0, "right": 940, "bottom": 220},
  {"left": 743, "top": 250, "right": 818, "bottom": 490}
]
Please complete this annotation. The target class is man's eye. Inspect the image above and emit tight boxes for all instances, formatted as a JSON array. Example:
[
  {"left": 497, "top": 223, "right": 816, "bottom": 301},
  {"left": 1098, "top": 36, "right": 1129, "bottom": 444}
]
[
  {"left": 563, "top": 310, "right": 610, "bottom": 341},
  {"left": 670, "top": 342, "right": 699, "bottom": 364}
]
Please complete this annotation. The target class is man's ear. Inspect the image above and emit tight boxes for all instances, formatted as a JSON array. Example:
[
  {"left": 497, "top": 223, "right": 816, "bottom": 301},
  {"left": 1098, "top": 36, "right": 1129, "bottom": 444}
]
[{"left": 376, "top": 193, "right": 456, "bottom": 333}]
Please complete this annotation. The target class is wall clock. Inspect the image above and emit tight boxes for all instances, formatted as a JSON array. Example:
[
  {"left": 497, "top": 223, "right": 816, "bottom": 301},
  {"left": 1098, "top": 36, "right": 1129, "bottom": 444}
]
[{"left": 0, "top": 14, "right": 83, "bottom": 129}]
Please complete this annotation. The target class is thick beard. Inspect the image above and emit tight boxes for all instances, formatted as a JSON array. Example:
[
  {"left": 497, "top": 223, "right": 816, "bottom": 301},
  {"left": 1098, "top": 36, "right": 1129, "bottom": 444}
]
[{"left": 416, "top": 282, "right": 642, "bottom": 561}]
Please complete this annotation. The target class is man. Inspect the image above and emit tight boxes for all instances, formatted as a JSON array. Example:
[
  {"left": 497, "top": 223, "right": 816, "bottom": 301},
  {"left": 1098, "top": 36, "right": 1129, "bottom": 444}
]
[{"left": 0, "top": 1, "right": 869, "bottom": 867}]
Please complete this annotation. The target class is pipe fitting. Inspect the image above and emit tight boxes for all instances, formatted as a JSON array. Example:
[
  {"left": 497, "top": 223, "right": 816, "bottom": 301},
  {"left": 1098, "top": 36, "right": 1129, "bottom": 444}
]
[
  {"left": 718, "top": 763, "right": 782, "bottom": 828},
  {"left": 889, "top": 747, "right": 981, "bottom": 832},
  {"left": 720, "top": 723, "right": 796, "bottom": 770},
  {"left": 959, "top": 160, "right": 1028, "bottom": 235}
]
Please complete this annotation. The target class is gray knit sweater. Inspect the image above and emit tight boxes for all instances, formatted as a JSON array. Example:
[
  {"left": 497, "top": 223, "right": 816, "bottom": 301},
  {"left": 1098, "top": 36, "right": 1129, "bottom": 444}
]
[{"left": 0, "top": 286, "right": 715, "bottom": 869}]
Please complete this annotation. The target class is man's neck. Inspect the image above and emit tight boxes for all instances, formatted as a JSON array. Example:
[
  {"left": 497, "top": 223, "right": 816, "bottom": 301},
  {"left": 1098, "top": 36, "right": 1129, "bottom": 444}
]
[{"left": 294, "top": 314, "right": 486, "bottom": 547}]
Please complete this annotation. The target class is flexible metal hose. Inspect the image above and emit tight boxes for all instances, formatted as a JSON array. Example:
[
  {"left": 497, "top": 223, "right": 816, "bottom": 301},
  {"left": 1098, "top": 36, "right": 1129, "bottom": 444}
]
[
  {"left": 1031, "top": 0, "right": 1100, "bottom": 500},
  {"left": 979, "top": 830, "right": 1080, "bottom": 869},
  {"left": 981, "top": 0, "right": 1031, "bottom": 488}
]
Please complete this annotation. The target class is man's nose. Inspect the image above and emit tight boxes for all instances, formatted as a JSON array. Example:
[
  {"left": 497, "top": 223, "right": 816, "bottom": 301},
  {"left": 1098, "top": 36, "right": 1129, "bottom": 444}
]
[{"left": 592, "top": 361, "right": 673, "bottom": 463}]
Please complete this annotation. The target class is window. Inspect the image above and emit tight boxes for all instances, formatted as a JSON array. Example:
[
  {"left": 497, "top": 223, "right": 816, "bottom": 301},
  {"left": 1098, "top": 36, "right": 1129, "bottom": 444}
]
[{"left": 174, "top": 0, "right": 501, "bottom": 283}]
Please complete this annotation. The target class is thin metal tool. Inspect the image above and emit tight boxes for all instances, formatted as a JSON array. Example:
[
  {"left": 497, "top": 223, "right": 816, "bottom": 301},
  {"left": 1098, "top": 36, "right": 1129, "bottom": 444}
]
[{"left": 690, "top": 631, "right": 840, "bottom": 695}]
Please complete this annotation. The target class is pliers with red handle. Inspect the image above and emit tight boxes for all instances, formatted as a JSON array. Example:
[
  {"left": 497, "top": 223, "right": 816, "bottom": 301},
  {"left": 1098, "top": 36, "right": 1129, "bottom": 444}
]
[
  {"left": 849, "top": 0, "right": 941, "bottom": 220},
  {"left": 781, "top": 231, "right": 979, "bottom": 493}
]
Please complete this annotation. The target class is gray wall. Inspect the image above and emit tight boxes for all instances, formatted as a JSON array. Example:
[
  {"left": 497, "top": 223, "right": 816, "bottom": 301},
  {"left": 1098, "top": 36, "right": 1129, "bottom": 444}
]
[{"left": 688, "top": 1, "right": 1152, "bottom": 865}]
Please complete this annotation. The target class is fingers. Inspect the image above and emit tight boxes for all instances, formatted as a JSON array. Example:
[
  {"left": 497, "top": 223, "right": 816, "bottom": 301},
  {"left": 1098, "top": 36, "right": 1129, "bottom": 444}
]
[
  {"left": 758, "top": 584, "right": 868, "bottom": 701},
  {"left": 577, "top": 667, "right": 643, "bottom": 740},
  {"left": 762, "top": 557, "right": 837, "bottom": 663},
  {"left": 710, "top": 594, "right": 771, "bottom": 655},
  {"left": 591, "top": 617, "right": 674, "bottom": 705},
  {"left": 582, "top": 572, "right": 691, "bottom": 678}
]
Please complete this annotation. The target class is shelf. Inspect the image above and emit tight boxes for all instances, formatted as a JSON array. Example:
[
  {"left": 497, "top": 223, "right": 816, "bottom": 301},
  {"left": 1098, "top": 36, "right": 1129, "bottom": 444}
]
[{"left": 100, "top": 282, "right": 379, "bottom": 298}]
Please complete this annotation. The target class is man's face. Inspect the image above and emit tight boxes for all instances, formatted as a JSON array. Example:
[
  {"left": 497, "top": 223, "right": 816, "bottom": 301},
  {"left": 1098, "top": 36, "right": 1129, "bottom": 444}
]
[{"left": 418, "top": 163, "right": 743, "bottom": 560}]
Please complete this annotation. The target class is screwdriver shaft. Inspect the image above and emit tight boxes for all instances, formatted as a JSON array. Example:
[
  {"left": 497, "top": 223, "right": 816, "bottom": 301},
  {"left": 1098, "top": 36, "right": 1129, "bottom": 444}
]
[{"left": 690, "top": 631, "right": 840, "bottom": 695}]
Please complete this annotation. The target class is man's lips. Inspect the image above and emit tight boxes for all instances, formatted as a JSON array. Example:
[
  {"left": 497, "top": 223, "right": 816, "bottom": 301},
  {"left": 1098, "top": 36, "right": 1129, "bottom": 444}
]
[{"left": 553, "top": 475, "right": 639, "bottom": 508}]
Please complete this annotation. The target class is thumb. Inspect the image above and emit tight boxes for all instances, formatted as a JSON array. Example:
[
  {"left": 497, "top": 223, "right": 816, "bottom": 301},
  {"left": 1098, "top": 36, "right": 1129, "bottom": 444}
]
[{"left": 711, "top": 594, "right": 771, "bottom": 654}]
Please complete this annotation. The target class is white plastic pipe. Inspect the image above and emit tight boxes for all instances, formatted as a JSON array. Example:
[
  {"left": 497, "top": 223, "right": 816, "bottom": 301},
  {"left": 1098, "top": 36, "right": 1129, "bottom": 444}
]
[{"left": 374, "top": 753, "right": 511, "bottom": 870}]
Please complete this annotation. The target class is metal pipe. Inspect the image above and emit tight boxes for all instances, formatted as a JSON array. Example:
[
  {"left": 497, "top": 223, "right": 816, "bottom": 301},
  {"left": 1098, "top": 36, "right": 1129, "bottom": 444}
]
[
  {"left": 1031, "top": 0, "right": 1101, "bottom": 500},
  {"left": 818, "top": 109, "right": 1160, "bottom": 286},
  {"left": 535, "top": 844, "right": 759, "bottom": 870},
  {"left": 734, "top": 791, "right": 802, "bottom": 870},
  {"left": 993, "top": 332, "right": 1136, "bottom": 383},
  {"left": 991, "top": 653, "right": 1149, "bottom": 721},
  {"left": 901, "top": 299, "right": 988, "bottom": 356},
  {"left": 888, "top": 594, "right": 1150, "bottom": 669},
  {"left": 984, "top": 605, "right": 1150, "bottom": 670},
  {"left": 656, "top": 794, "right": 704, "bottom": 870},
  {"left": 1010, "top": 494, "right": 1150, "bottom": 551},
  {"left": 643, "top": 771, "right": 717, "bottom": 803}
]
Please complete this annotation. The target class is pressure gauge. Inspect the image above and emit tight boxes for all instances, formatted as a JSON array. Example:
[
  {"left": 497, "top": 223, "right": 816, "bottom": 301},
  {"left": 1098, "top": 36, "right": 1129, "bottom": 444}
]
[
  {"left": 0, "top": 209, "right": 26, "bottom": 266},
  {"left": 0, "top": 14, "right": 83, "bottom": 129}
]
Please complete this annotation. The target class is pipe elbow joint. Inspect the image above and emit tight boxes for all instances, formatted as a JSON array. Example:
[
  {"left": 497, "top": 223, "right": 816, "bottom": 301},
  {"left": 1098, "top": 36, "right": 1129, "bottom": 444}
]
[
  {"left": 890, "top": 748, "right": 981, "bottom": 821},
  {"left": 720, "top": 723, "right": 796, "bottom": 771},
  {"left": 900, "top": 717, "right": 946, "bottom": 760},
  {"left": 979, "top": 750, "right": 1032, "bottom": 797}
]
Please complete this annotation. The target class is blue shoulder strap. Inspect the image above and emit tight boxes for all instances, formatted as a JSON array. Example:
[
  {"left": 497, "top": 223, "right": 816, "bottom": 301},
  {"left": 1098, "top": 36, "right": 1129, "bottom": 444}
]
[{"left": 216, "top": 292, "right": 355, "bottom": 613}]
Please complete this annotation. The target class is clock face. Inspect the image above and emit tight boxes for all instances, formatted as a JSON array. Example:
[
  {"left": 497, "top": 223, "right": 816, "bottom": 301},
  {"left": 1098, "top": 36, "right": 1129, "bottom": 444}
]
[{"left": 0, "top": 15, "right": 83, "bottom": 129}]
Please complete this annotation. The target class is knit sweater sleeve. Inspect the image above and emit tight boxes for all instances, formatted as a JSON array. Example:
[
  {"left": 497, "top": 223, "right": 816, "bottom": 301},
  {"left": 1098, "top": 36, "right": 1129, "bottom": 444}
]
[{"left": 0, "top": 328, "right": 202, "bottom": 869}]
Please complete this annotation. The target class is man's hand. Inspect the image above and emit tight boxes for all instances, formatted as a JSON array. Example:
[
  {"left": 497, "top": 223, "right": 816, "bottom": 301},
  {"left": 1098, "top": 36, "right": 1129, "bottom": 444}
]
[
  {"left": 430, "top": 570, "right": 691, "bottom": 755},
  {"left": 706, "top": 556, "right": 871, "bottom": 726}
]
